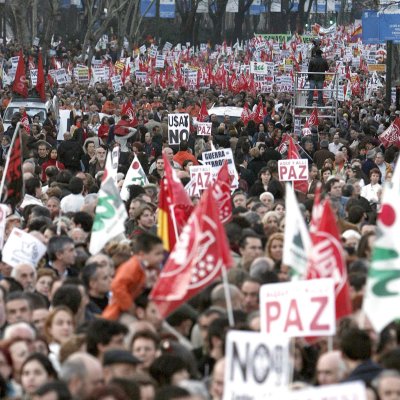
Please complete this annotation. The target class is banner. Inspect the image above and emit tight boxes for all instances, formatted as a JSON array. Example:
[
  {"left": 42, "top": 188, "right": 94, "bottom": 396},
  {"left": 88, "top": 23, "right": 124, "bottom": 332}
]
[
  {"left": 168, "top": 113, "right": 190, "bottom": 145},
  {"left": 140, "top": 0, "right": 156, "bottom": 17},
  {"left": 197, "top": 122, "right": 212, "bottom": 136},
  {"left": 54, "top": 68, "right": 68, "bottom": 85},
  {"left": 30, "top": 69, "right": 38, "bottom": 86},
  {"left": 111, "top": 75, "right": 123, "bottom": 92},
  {"left": 160, "top": 0, "right": 175, "bottom": 18},
  {"left": 278, "top": 159, "right": 309, "bottom": 181},
  {"left": 223, "top": 330, "right": 291, "bottom": 400},
  {"left": 260, "top": 279, "right": 336, "bottom": 337},
  {"left": 2, "top": 228, "right": 47, "bottom": 268},
  {"left": 189, "top": 165, "right": 213, "bottom": 195}
]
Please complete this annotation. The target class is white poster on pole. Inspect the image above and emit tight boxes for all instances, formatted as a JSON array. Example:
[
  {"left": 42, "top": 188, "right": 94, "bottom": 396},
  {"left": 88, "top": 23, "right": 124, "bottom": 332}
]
[
  {"left": 55, "top": 69, "right": 68, "bottom": 85},
  {"left": 168, "top": 113, "right": 190, "bottom": 145},
  {"left": 30, "top": 69, "right": 38, "bottom": 86},
  {"left": 189, "top": 165, "right": 213, "bottom": 195},
  {"left": 2, "top": 228, "right": 47, "bottom": 268},
  {"left": 155, "top": 55, "right": 165, "bottom": 69},
  {"left": 223, "top": 330, "right": 291, "bottom": 400},
  {"left": 260, "top": 278, "right": 336, "bottom": 337},
  {"left": 201, "top": 148, "right": 239, "bottom": 189},
  {"left": 111, "top": 75, "right": 123, "bottom": 92},
  {"left": 278, "top": 159, "right": 309, "bottom": 182}
]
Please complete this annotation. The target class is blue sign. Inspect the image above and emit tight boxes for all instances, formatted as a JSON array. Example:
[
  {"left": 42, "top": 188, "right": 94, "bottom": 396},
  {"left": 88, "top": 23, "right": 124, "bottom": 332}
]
[
  {"left": 379, "top": 13, "right": 400, "bottom": 43},
  {"left": 140, "top": 0, "right": 156, "bottom": 17},
  {"left": 362, "top": 10, "right": 380, "bottom": 44},
  {"left": 160, "top": 0, "right": 175, "bottom": 18},
  {"left": 291, "top": 0, "right": 299, "bottom": 12}
]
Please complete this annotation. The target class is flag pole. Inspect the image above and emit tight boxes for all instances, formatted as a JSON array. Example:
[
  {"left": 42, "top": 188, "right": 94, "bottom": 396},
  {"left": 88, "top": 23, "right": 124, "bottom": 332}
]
[
  {"left": 221, "top": 264, "right": 235, "bottom": 327},
  {"left": 0, "top": 122, "right": 21, "bottom": 202}
]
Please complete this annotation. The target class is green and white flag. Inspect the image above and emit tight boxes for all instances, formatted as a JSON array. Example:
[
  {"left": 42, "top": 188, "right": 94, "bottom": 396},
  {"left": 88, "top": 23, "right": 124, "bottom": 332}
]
[
  {"left": 363, "top": 162, "right": 400, "bottom": 332},
  {"left": 89, "top": 175, "right": 128, "bottom": 255},
  {"left": 282, "top": 183, "right": 311, "bottom": 279},
  {"left": 120, "top": 154, "right": 149, "bottom": 201}
]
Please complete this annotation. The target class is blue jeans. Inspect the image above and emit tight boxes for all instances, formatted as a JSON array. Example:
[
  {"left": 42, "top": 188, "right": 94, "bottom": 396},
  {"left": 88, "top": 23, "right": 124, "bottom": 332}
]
[{"left": 308, "top": 80, "right": 324, "bottom": 106}]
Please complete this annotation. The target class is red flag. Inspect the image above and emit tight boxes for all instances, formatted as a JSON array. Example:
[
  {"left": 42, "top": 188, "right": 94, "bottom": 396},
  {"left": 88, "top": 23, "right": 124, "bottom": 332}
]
[
  {"left": 241, "top": 102, "right": 252, "bottom": 125},
  {"left": 309, "top": 182, "right": 323, "bottom": 238},
  {"left": 307, "top": 199, "right": 352, "bottom": 320},
  {"left": 150, "top": 184, "right": 234, "bottom": 317},
  {"left": 197, "top": 99, "right": 208, "bottom": 122},
  {"left": 157, "top": 153, "right": 194, "bottom": 251},
  {"left": 47, "top": 73, "right": 54, "bottom": 88},
  {"left": 121, "top": 100, "right": 138, "bottom": 126},
  {"left": 214, "top": 161, "right": 232, "bottom": 224},
  {"left": 4, "top": 127, "right": 23, "bottom": 209},
  {"left": 250, "top": 100, "right": 265, "bottom": 124},
  {"left": 21, "top": 111, "right": 30, "bottom": 133},
  {"left": 288, "top": 136, "right": 308, "bottom": 194},
  {"left": 36, "top": 52, "right": 46, "bottom": 101},
  {"left": 12, "top": 50, "right": 28, "bottom": 98},
  {"left": 304, "top": 107, "right": 319, "bottom": 128},
  {"left": 379, "top": 117, "right": 400, "bottom": 148},
  {"left": 121, "top": 64, "right": 131, "bottom": 84}
]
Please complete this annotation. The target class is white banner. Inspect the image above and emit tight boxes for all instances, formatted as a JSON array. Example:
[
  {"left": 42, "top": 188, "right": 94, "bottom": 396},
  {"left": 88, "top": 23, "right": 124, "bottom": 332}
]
[
  {"left": 55, "top": 68, "right": 68, "bottom": 85},
  {"left": 223, "top": 330, "right": 291, "bottom": 400},
  {"left": 155, "top": 55, "right": 165, "bottom": 69},
  {"left": 111, "top": 75, "right": 123, "bottom": 92},
  {"left": 168, "top": 113, "right": 190, "bottom": 145},
  {"left": 2, "top": 228, "right": 47, "bottom": 268},
  {"left": 30, "top": 69, "right": 38, "bottom": 86},
  {"left": 197, "top": 122, "right": 212, "bottom": 136},
  {"left": 260, "top": 279, "right": 336, "bottom": 337},
  {"left": 278, "top": 159, "right": 309, "bottom": 181}
]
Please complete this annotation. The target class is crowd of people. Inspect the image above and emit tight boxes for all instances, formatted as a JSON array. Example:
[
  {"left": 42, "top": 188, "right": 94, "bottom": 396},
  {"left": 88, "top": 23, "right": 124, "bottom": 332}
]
[{"left": 0, "top": 26, "right": 399, "bottom": 400}]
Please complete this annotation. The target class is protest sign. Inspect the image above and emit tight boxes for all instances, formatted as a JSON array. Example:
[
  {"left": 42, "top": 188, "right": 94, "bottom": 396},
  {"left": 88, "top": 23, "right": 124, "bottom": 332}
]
[
  {"left": 201, "top": 148, "right": 239, "bottom": 189},
  {"left": 2, "top": 228, "right": 47, "bottom": 268},
  {"left": 168, "top": 113, "right": 190, "bottom": 145},
  {"left": 111, "top": 75, "right": 123, "bottom": 92},
  {"left": 76, "top": 67, "right": 89, "bottom": 84},
  {"left": 260, "top": 278, "right": 336, "bottom": 337},
  {"left": 135, "top": 71, "right": 147, "bottom": 82},
  {"left": 283, "top": 382, "right": 366, "bottom": 400},
  {"left": 278, "top": 159, "right": 309, "bottom": 181},
  {"left": 30, "top": 69, "right": 38, "bottom": 86},
  {"left": 55, "top": 69, "right": 68, "bottom": 85},
  {"left": 155, "top": 55, "right": 165, "bottom": 68},
  {"left": 189, "top": 165, "right": 213, "bottom": 195},
  {"left": 223, "top": 330, "right": 290, "bottom": 400},
  {"left": 197, "top": 122, "right": 212, "bottom": 136}
]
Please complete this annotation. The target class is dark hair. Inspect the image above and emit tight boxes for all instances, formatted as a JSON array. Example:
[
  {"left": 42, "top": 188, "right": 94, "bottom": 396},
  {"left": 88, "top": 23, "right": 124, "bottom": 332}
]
[
  {"left": 110, "top": 378, "right": 140, "bottom": 400},
  {"left": 68, "top": 177, "right": 84, "bottom": 195},
  {"left": 369, "top": 167, "right": 381, "bottom": 178},
  {"left": 340, "top": 328, "right": 372, "bottom": 361},
  {"left": 52, "top": 284, "right": 82, "bottom": 314},
  {"left": 86, "top": 319, "right": 128, "bottom": 357},
  {"left": 81, "top": 262, "right": 102, "bottom": 290},
  {"left": 47, "top": 236, "right": 74, "bottom": 261},
  {"left": 34, "top": 381, "right": 72, "bottom": 400},
  {"left": 25, "top": 177, "right": 42, "bottom": 196},
  {"left": 149, "top": 355, "right": 189, "bottom": 386},
  {"left": 72, "top": 211, "right": 93, "bottom": 232},
  {"left": 132, "top": 232, "right": 162, "bottom": 254},
  {"left": 6, "top": 291, "right": 32, "bottom": 306},
  {"left": 154, "top": 385, "right": 191, "bottom": 400},
  {"left": 21, "top": 353, "right": 58, "bottom": 379},
  {"left": 239, "top": 233, "right": 261, "bottom": 249},
  {"left": 324, "top": 178, "right": 340, "bottom": 193},
  {"left": 84, "top": 385, "right": 128, "bottom": 400},
  {"left": 130, "top": 330, "right": 160, "bottom": 351}
]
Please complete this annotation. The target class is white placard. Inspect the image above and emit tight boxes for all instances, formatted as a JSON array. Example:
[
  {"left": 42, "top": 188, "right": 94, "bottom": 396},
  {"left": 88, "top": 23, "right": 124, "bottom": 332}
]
[
  {"left": 168, "top": 113, "right": 190, "bottom": 145},
  {"left": 197, "top": 122, "right": 212, "bottom": 136},
  {"left": 260, "top": 279, "right": 336, "bottom": 337},
  {"left": 30, "top": 69, "right": 38, "bottom": 86},
  {"left": 189, "top": 165, "right": 213, "bottom": 195},
  {"left": 111, "top": 75, "right": 122, "bottom": 92},
  {"left": 2, "top": 228, "right": 47, "bottom": 268},
  {"left": 155, "top": 55, "right": 165, "bottom": 69},
  {"left": 135, "top": 71, "right": 147, "bottom": 82},
  {"left": 0, "top": 205, "right": 9, "bottom": 250},
  {"left": 201, "top": 148, "right": 239, "bottom": 189},
  {"left": 223, "top": 330, "right": 291, "bottom": 400},
  {"left": 278, "top": 159, "right": 309, "bottom": 181},
  {"left": 55, "top": 68, "right": 68, "bottom": 85},
  {"left": 283, "top": 382, "right": 366, "bottom": 400}
]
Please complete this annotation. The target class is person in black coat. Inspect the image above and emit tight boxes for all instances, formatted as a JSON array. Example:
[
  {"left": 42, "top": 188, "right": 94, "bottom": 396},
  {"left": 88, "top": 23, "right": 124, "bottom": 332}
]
[
  {"left": 307, "top": 49, "right": 329, "bottom": 106},
  {"left": 58, "top": 131, "right": 84, "bottom": 173},
  {"left": 247, "top": 147, "right": 267, "bottom": 177},
  {"left": 249, "top": 166, "right": 284, "bottom": 199}
]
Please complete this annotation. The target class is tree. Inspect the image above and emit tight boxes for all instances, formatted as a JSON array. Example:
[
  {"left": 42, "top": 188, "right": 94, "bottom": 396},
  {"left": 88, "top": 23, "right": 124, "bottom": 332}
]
[
  {"left": 176, "top": 0, "right": 201, "bottom": 44},
  {"left": 209, "top": 0, "right": 229, "bottom": 43},
  {"left": 232, "top": 0, "right": 253, "bottom": 41},
  {"left": 10, "top": 0, "right": 33, "bottom": 46}
]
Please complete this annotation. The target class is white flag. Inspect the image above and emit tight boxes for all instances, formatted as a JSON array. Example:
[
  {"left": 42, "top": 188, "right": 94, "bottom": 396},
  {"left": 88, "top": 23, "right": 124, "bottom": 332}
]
[
  {"left": 120, "top": 154, "right": 149, "bottom": 201},
  {"left": 282, "top": 183, "right": 311, "bottom": 279},
  {"left": 362, "top": 162, "right": 400, "bottom": 332},
  {"left": 105, "top": 146, "right": 120, "bottom": 183}
]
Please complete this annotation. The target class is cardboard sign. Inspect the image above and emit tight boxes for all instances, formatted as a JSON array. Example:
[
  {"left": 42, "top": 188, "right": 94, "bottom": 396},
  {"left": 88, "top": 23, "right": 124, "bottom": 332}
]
[
  {"left": 283, "top": 382, "right": 366, "bottom": 400},
  {"left": 223, "top": 330, "right": 290, "bottom": 400},
  {"left": 197, "top": 122, "right": 212, "bottom": 136},
  {"left": 189, "top": 165, "right": 213, "bottom": 195},
  {"left": 260, "top": 279, "right": 336, "bottom": 337},
  {"left": 201, "top": 148, "right": 239, "bottom": 189},
  {"left": 278, "top": 159, "right": 309, "bottom": 181},
  {"left": 2, "top": 228, "right": 47, "bottom": 268},
  {"left": 168, "top": 113, "right": 190, "bottom": 145}
]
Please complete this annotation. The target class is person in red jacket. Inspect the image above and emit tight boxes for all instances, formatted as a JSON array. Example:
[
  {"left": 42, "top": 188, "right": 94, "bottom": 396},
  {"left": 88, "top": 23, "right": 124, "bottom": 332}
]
[{"left": 41, "top": 147, "right": 65, "bottom": 182}]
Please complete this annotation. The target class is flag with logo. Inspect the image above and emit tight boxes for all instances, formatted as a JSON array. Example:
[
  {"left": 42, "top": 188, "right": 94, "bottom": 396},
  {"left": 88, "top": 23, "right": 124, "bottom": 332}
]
[
  {"left": 197, "top": 99, "right": 209, "bottom": 122},
  {"left": 307, "top": 199, "right": 352, "bottom": 320},
  {"left": 150, "top": 183, "right": 234, "bottom": 317},
  {"left": 89, "top": 169, "right": 127, "bottom": 255},
  {"left": 120, "top": 154, "right": 149, "bottom": 201},
  {"left": 157, "top": 153, "right": 193, "bottom": 252},
  {"left": 363, "top": 162, "right": 400, "bottom": 332},
  {"left": 379, "top": 117, "right": 400, "bottom": 148},
  {"left": 213, "top": 160, "right": 233, "bottom": 223},
  {"left": 283, "top": 183, "right": 311, "bottom": 279},
  {"left": 241, "top": 102, "right": 252, "bottom": 125},
  {"left": 12, "top": 50, "right": 28, "bottom": 97},
  {"left": 287, "top": 136, "right": 308, "bottom": 194},
  {"left": 21, "top": 111, "right": 31, "bottom": 133},
  {"left": 36, "top": 52, "right": 46, "bottom": 101},
  {"left": 304, "top": 107, "right": 319, "bottom": 128}
]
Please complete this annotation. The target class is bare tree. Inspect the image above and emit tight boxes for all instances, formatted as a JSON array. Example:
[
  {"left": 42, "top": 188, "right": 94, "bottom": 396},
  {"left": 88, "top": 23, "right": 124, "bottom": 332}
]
[
  {"left": 232, "top": 0, "right": 253, "bottom": 41},
  {"left": 10, "top": 0, "right": 33, "bottom": 46},
  {"left": 208, "top": 0, "right": 229, "bottom": 43},
  {"left": 176, "top": 0, "right": 201, "bottom": 44}
]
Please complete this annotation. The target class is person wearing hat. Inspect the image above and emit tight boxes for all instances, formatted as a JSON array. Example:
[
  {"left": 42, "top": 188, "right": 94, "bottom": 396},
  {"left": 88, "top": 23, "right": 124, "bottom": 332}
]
[
  {"left": 307, "top": 48, "right": 329, "bottom": 107},
  {"left": 313, "top": 139, "right": 335, "bottom": 169},
  {"left": 103, "top": 349, "right": 141, "bottom": 383}
]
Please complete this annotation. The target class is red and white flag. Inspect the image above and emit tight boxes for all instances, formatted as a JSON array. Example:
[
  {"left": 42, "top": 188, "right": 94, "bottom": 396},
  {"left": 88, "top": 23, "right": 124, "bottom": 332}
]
[
  {"left": 197, "top": 99, "right": 208, "bottom": 122},
  {"left": 150, "top": 183, "right": 234, "bottom": 317},
  {"left": 304, "top": 107, "right": 319, "bottom": 128},
  {"left": 288, "top": 136, "right": 308, "bottom": 194},
  {"left": 121, "top": 100, "right": 138, "bottom": 127},
  {"left": 241, "top": 102, "right": 252, "bottom": 125},
  {"left": 12, "top": 50, "right": 28, "bottom": 98},
  {"left": 214, "top": 161, "right": 232, "bottom": 224},
  {"left": 307, "top": 199, "right": 352, "bottom": 320},
  {"left": 379, "top": 117, "right": 400, "bottom": 148},
  {"left": 21, "top": 111, "right": 30, "bottom": 133},
  {"left": 36, "top": 52, "right": 46, "bottom": 102}
]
